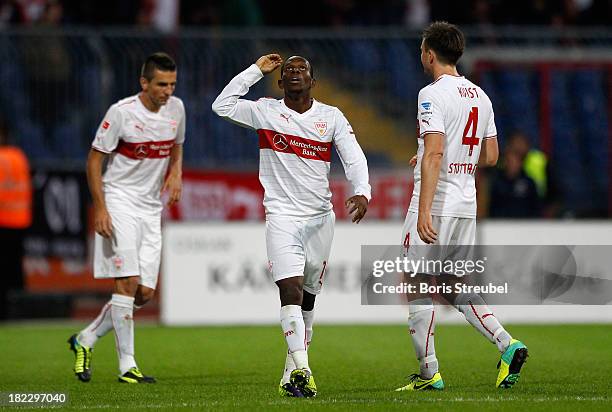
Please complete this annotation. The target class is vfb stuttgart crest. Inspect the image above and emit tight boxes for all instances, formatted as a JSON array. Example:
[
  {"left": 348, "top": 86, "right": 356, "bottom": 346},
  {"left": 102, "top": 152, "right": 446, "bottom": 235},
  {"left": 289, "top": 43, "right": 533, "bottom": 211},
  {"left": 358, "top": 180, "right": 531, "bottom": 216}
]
[
  {"left": 112, "top": 255, "right": 124, "bottom": 270},
  {"left": 314, "top": 121, "right": 327, "bottom": 136}
]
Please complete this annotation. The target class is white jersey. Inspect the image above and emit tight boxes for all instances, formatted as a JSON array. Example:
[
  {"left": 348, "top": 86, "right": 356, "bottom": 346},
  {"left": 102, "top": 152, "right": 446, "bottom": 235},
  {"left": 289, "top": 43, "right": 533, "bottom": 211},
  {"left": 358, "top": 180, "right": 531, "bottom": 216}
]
[
  {"left": 92, "top": 94, "right": 186, "bottom": 216},
  {"left": 409, "top": 74, "right": 497, "bottom": 218},
  {"left": 212, "top": 64, "right": 371, "bottom": 218}
]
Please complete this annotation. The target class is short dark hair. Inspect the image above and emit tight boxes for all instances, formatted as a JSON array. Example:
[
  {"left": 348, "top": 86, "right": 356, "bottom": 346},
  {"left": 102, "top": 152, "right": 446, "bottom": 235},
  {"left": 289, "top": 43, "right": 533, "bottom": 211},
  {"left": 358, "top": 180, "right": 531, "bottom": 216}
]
[
  {"left": 280, "top": 56, "right": 314, "bottom": 79},
  {"left": 422, "top": 21, "right": 465, "bottom": 66},
  {"left": 141, "top": 52, "right": 176, "bottom": 81}
]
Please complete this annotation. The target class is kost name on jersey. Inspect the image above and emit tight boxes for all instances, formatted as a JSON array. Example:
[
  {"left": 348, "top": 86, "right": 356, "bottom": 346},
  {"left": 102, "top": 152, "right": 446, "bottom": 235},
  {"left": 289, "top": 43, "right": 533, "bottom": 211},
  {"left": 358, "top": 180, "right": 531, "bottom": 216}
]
[{"left": 457, "top": 86, "right": 479, "bottom": 99}]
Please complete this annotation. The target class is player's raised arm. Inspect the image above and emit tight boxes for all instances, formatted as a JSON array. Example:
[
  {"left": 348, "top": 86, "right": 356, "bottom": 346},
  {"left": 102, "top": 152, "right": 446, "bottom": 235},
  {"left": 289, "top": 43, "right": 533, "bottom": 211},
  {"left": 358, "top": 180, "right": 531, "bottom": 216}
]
[
  {"left": 333, "top": 110, "right": 371, "bottom": 223},
  {"left": 417, "top": 133, "right": 444, "bottom": 244},
  {"left": 211, "top": 54, "right": 283, "bottom": 129}
]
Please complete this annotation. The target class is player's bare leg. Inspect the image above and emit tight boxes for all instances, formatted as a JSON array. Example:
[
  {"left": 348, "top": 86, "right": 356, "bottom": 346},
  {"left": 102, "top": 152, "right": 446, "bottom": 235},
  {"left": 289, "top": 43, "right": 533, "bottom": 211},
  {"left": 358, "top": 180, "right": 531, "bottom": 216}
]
[
  {"left": 276, "top": 276, "right": 316, "bottom": 397},
  {"left": 134, "top": 284, "right": 155, "bottom": 309},
  {"left": 396, "top": 273, "right": 444, "bottom": 391}
]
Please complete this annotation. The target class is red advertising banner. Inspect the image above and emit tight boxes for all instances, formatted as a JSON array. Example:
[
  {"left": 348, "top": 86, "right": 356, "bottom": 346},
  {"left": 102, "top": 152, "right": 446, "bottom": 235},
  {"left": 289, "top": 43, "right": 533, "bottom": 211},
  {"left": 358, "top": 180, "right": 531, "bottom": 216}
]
[
  {"left": 164, "top": 170, "right": 413, "bottom": 221},
  {"left": 163, "top": 170, "right": 266, "bottom": 221},
  {"left": 27, "top": 169, "right": 413, "bottom": 293}
]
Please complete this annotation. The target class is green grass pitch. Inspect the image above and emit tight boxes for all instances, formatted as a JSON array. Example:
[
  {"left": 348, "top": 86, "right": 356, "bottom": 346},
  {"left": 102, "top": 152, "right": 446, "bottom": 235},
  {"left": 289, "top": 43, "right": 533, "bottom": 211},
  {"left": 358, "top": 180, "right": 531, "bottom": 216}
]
[{"left": 0, "top": 323, "right": 610, "bottom": 411}]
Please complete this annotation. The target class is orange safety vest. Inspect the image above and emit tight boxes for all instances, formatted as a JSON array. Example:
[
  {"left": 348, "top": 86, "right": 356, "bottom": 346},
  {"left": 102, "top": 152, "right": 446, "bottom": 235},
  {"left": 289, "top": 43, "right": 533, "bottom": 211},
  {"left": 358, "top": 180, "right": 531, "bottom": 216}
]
[{"left": 0, "top": 146, "right": 32, "bottom": 228}]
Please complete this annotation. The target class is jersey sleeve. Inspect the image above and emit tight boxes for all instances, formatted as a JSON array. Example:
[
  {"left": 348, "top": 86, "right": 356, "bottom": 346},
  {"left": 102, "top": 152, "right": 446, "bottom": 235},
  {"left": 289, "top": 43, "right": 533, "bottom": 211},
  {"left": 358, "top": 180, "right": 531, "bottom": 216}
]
[
  {"left": 417, "top": 88, "right": 445, "bottom": 137},
  {"left": 483, "top": 99, "right": 497, "bottom": 139},
  {"left": 333, "top": 109, "right": 372, "bottom": 201},
  {"left": 211, "top": 64, "right": 266, "bottom": 130},
  {"left": 176, "top": 100, "right": 186, "bottom": 145},
  {"left": 92, "top": 105, "right": 123, "bottom": 153}
]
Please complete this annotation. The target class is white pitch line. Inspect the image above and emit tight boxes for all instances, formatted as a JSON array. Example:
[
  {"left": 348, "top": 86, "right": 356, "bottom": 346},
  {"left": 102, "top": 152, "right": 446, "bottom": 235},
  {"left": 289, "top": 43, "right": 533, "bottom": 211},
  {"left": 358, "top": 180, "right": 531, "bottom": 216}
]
[{"left": 63, "top": 396, "right": 609, "bottom": 410}]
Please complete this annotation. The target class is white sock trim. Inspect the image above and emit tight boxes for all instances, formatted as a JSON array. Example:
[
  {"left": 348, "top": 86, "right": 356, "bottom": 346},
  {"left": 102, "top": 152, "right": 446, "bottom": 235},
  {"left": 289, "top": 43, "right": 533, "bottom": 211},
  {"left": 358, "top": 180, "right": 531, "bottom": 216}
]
[
  {"left": 408, "top": 304, "right": 434, "bottom": 316},
  {"left": 292, "top": 350, "right": 310, "bottom": 371},
  {"left": 280, "top": 304, "right": 302, "bottom": 317},
  {"left": 492, "top": 327, "right": 505, "bottom": 341},
  {"left": 421, "top": 354, "right": 437, "bottom": 364},
  {"left": 111, "top": 294, "right": 135, "bottom": 309}
]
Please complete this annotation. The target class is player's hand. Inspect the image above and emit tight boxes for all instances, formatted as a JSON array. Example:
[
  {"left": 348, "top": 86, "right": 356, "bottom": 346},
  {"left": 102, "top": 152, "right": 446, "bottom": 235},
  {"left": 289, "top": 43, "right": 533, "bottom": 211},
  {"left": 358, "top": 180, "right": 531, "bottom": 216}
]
[
  {"left": 94, "top": 206, "right": 113, "bottom": 238},
  {"left": 345, "top": 195, "right": 368, "bottom": 224},
  {"left": 417, "top": 212, "right": 437, "bottom": 244},
  {"left": 409, "top": 154, "right": 417, "bottom": 167},
  {"left": 255, "top": 54, "right": 283, "bottom": 75},
  {"left": 162, "top": 172, "right": 182, "bottom": 207}
]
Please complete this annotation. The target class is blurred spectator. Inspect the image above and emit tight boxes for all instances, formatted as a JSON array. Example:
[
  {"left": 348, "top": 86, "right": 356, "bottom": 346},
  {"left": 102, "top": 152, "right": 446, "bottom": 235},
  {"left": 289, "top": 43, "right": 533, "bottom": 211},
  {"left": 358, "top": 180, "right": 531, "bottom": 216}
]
[
  {"left": 404, "top": 0, "right": 429, "bottom": 29},
  {"left": 15, "top": 0, "right": 46, "bottom": 23},
  {"left": 137, "top": 0, "right": 179, "bottom": 32},
  {"left": 505, "top": 131, "right": 561, "bottom": 217},
  {"left": 0, "top": 121, "right": 32, "bottom": 320},
  {"left": 505, "top": 132, "right": 546, "bottom": 195},
  {"left": 21, "top": 0, "right": 71, "bottom": 152},
  {"left": 0, "top": 0, "right": 26, "bottom": 26},
  {"left": 489, "top": 148, "right": 541, "bottom": 218}
]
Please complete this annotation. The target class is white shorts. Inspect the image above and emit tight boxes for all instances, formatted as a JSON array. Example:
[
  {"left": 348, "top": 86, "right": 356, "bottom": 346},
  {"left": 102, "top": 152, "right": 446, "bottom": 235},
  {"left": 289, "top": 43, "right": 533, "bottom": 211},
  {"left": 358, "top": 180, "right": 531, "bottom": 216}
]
[
  {"left": 266, "top": 212, "right": 335, "bottom": 295},
  {"left": 401, "top": 212, "right": 476, "bottom": 275},
  {"left": 401, "top": 211, "right": 476, "bottom": 247},
  {"left": 93, "top": 211, "right": 161, "bottom": 289}
]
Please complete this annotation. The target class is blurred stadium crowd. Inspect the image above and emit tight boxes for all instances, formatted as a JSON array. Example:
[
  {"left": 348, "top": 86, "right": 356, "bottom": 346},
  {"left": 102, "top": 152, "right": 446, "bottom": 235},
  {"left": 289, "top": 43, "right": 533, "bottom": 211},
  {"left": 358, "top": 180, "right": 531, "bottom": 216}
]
[
  {"left": 1, "top": 0, "right": 611, "bottom": 29},
  {"left": 0, "top": 0, "right": 610, "bottom": 221}
]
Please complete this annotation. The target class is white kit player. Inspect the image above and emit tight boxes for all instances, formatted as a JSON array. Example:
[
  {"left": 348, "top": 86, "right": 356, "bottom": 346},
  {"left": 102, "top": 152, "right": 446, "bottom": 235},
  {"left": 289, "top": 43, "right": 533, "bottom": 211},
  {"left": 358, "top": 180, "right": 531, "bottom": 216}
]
[
  {"left": 68, "top": 53, "right": 185, "bottom": 384},
  {"left": 395, "top": 22, "right": 528, "bottom": 391},
  {"left": 212, "top": 54, "right": 371, "bottom": 397}
]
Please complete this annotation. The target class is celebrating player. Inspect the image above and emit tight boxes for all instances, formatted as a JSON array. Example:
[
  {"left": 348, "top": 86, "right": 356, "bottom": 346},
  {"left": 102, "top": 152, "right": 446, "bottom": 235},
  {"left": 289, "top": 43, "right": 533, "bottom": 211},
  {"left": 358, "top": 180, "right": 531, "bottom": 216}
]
[
  {"left": 68, "top": 52, "right": 185, "bottom": 384},
  {"left": 396, "top": 22, "right": 528, "bottom": 391},
  {"left": 212, "top": 54, "right": 371, "bottom": 397}
]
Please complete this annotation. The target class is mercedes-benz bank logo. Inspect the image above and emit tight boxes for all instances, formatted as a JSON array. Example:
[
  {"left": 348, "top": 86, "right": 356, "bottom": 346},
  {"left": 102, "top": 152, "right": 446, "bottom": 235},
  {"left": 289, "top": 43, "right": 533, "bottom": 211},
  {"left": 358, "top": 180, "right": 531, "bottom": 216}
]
[
  {"left": 134, "top": 144, "right": 149, "bottom": 159},
  {"left": 273, "top": 134, "right": 288, "bottom": 150}
]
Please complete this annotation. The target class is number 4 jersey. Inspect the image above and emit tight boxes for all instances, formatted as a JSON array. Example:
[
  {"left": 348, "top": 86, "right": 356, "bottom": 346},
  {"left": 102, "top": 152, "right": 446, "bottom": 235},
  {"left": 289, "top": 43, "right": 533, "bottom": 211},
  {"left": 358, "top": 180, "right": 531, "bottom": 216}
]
[{"left": 409, "top": 74, "right": 497, "bottom": 218}]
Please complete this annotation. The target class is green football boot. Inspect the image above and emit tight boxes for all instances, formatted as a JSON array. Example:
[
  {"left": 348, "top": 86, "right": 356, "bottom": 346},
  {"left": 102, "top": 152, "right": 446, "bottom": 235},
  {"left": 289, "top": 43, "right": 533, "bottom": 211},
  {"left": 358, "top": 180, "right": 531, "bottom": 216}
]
[
  {"left": 278, "top": 380, "right": 305, "bottom": 397},
  {"left": 289, "top": 368, "right": 317, "bottom": 397},
  {"left": 67, "top": 334, "right": 92, "bottom": 382},
  {"left": 496, "top": 339, "right": 528, "bottom": 388},
  {"left": 395, "top": 372, "right": 444, "bottom": 391},
  {"left": 118, "top": 367, "right": 156, "bottom": 384}
]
